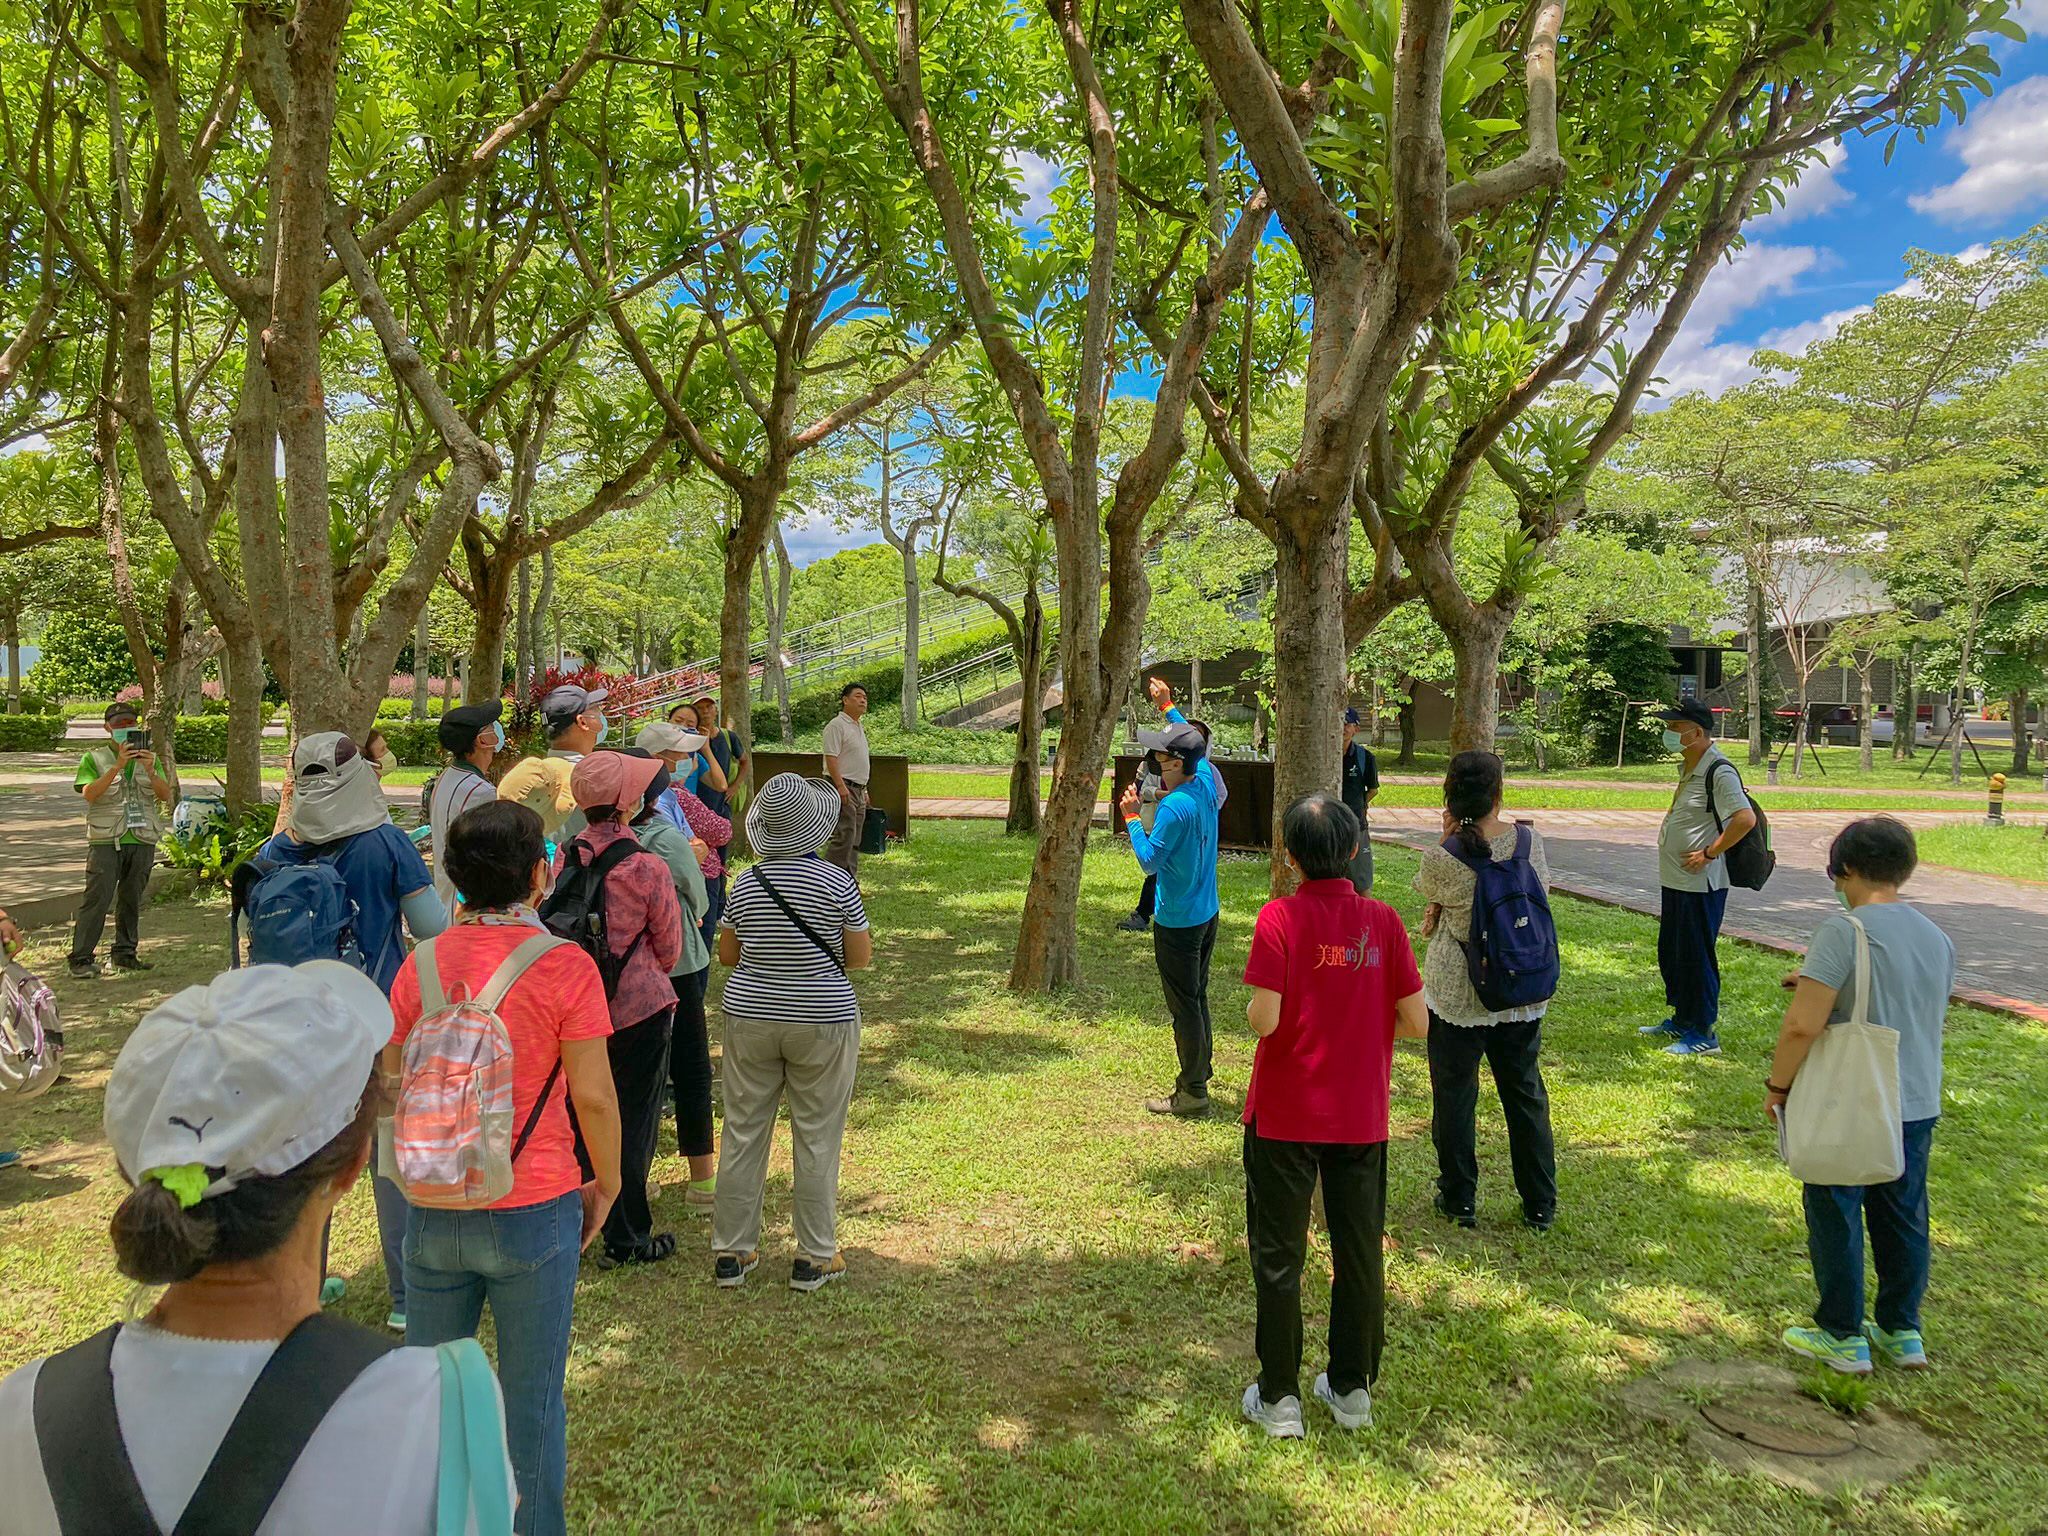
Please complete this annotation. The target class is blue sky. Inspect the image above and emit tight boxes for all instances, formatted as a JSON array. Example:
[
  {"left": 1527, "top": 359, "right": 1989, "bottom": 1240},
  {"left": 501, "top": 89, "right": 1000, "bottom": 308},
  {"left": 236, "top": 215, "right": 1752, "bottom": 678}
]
[{"left": 789, "top": 11, "right": 2048, "bottom": 563}]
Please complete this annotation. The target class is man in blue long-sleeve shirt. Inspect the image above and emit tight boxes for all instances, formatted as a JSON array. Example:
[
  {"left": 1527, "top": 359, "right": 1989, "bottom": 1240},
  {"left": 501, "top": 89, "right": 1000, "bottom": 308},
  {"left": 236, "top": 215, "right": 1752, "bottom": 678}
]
[{"left": 1122, "top": 678, "right": 1221, "bottom": 1116}]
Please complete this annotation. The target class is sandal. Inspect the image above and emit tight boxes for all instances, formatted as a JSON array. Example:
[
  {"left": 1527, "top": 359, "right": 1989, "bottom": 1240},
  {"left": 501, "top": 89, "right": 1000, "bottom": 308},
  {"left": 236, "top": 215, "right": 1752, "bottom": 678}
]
[{"left": 597, "top": 1232, "right": 678, "bottom": 1269}]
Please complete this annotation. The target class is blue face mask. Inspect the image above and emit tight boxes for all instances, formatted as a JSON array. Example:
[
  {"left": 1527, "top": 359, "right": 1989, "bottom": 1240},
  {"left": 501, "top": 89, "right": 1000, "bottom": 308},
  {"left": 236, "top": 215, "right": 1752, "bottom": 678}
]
[
  {"left": 1661, "top": 730, "right": 1683, "bottom": 752},
  {"left": 593, "top": 715, "right": 610, "bottom": 748},
  {"left": 491, "top": 721, "right": 506, "bottom": 749}
]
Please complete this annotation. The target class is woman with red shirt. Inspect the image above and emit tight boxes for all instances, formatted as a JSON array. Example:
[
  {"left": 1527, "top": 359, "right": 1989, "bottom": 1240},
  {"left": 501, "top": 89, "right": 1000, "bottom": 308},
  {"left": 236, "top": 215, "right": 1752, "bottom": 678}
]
[
  {"left": 385, "top": 799, "right": 621, "bottom": 1536},
  {"left": 559, "top": 750, "right": 684, "bottom": 1269},
  {"left": 1239, "top": 792, "right": 1427, "bottom": 1440}
]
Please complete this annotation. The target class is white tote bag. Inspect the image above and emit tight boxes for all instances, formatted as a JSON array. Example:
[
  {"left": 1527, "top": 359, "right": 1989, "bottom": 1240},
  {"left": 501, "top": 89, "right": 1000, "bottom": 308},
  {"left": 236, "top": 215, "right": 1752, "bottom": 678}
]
[{"left": 1782, "top": 915, "right": 1905, "bottom": 1187}]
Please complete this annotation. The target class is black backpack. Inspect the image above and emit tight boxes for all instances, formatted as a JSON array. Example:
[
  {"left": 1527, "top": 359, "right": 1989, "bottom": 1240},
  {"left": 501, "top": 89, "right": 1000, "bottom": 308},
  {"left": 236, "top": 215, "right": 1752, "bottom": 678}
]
[
  {"left": 538, "top": 837, "right": 649, "bottom": 999},
  {"left": 32, "top": 1313, "right": 392, "bottom": 1535},
  {"left": 1709, "top": 760, "right": 1777, "bottom": 890},
  {"left": 1444, "top": 822, "right": 1560, "bottom": 1012}
]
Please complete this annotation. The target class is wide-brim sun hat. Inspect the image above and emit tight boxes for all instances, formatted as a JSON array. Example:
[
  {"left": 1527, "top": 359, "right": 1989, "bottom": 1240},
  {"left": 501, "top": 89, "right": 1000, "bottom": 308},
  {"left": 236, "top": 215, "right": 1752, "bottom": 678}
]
[
  {"left": 748, "top": 773, "right": 842, "bottom": 858},
  {"left": 569, "top": 748, "right": 664, "bottom": 814}
]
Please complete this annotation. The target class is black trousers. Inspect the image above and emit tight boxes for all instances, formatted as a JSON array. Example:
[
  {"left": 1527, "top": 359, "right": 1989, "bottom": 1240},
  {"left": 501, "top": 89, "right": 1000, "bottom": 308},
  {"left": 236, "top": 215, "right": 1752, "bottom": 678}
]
[
  {"left": 668, "top": 968, "right": 714, "bottom": 1159},
  {"left": 1657, "top": 885, "right": 1728, "bottom": 1037},
  {"left": 1153, "top": 916, "right": 1217, "bottom": 1098},
  {"left": 70, "top": 841, "right": 153, "bottom": 965},
  {"left": 1134, "top": 872, "right": 1157, "bottom": 920},
  {"left": 576, "top": 1006, "right": 674, "bottom": 1256},
  {"left": 1244, "top": 1127, "right": 1386, "bottom": 1404},
  {"left": 1426, "top": 1012, "right": 1557, "bottom": 1221}
]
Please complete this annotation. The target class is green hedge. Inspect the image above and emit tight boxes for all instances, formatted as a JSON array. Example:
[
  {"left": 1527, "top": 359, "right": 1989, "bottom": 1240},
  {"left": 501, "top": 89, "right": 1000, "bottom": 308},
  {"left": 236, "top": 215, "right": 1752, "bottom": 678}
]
[
  {"left": 375, "top": 696, "right": 448, "bottom": 720},
  {"left": 374, "top": 719, "right": 446, "bottom": 766},
  {"left": 748, "top": 623, "right": 1020, "bottom": 743},
  {"left": 0, "top": 714, "right": 67, "bottom": 751},
  {"left": 3, "top": 691, "right": 55, "bottom": 716},
  {"left": 172, "top": 715, "right": 229, "bottom": 761}
]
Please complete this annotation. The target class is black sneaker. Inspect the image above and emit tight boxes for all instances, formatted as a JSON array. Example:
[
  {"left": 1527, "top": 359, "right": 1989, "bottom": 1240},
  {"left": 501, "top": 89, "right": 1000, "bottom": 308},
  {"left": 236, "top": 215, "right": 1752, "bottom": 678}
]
[
  {"left": 111, "top": 956, "right": 154, "bottom": 973},
  {"left": 1434, "top": 1192, "right": 1477, "bottom": 1229},
  {"left": 713, "top": 1251, "right": 760, "bottom": 1288},
  {"left": 790, "top": 1253, "right": 847, "bottom": 1292},
  {"left": 1116, "top": 912, "right": 1151, "bottom": 933},
  {"left": 66, "top": 960, "right": 98, "bottom": 980},
  {"left": 1524, "top": 1210, "right": 1555, "bottom": 1233}
]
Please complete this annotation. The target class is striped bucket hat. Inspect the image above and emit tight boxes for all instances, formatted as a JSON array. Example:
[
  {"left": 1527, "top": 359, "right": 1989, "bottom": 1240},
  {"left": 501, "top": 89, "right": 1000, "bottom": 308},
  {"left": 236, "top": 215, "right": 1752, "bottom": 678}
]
[{"left": 747, "top": 773, "right": 842, "bottom": 858}]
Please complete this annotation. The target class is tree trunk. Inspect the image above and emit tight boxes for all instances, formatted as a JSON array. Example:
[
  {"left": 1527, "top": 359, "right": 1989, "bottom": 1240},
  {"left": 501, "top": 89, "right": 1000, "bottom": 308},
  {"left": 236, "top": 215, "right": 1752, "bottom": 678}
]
[
  {"left": 1445, "top": 610, "right": 1513, "bottom": 754},
  {"left": 2010, "top": 689, "right": 2030, "bottom": 775},
  {"left": 4, "top": 609, "right": 20, "bottom": 711},
  {"left": 1950, "top": 616, "right": 1978, "bottom": 787},
  {"left": 1266, "top": 510, "right": 1348, "bottom": 890},
  {"left": 413, "top": 607, "right": 432, "bottom": 718},
  {"left": 1007, "top": 592, "right": 1048, "bottom": 835},
  {"left": 1895, "top": 643, "right": 1917, "bottom": 761},
  {"left": 1792, "top": 674, "right": 1811, "bottom": 777},
  {"left": 899, "top": 535, "right": 922, "bottom": 733},
  {"left": 1746, "top": 576, "right": 1765, "bottom": 765},
  {"left": 1397, "top": 693, "right": 1418, "bottom": 765},
  {"left": 533, "top": 547, "right": 557, "bottom": 677},
  {"left": 1859, "top": 665, "right": 1875, "bottom": 774},
  {"left": 221, "top": 623, "right": 266, "bottom": 816},
  {"left": 723, "top": 524, "right": 759, "bottom": 762},
  {"left": 1189, "top": 654, "right": 1203, "bottom": 721},
  {"left": 515, "top": 556, "right": 532, "bottom": 698}
]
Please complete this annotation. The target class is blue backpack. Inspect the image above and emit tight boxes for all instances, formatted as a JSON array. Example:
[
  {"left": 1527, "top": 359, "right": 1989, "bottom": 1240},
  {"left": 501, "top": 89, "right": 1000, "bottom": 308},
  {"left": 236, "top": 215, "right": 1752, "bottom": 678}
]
[
  {"left": 231, "top": 853, "right": 367, "bottom": 972},
  {"left": 1445, "top": 822, "right": 1559, "bottom": 1012}
]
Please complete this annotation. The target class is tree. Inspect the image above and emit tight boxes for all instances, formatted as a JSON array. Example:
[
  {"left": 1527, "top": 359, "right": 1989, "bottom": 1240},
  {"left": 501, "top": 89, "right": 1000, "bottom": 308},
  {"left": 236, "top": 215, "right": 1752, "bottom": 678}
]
[
  {"left": 832, "top": 0, "right": 1270, "bottom": 988},
  {"left": 1980, "top": 591, "right": 2048, "bottom": 775},
  {"left": 1821, "top": 609, "right": 1919, "bottom": 772}
]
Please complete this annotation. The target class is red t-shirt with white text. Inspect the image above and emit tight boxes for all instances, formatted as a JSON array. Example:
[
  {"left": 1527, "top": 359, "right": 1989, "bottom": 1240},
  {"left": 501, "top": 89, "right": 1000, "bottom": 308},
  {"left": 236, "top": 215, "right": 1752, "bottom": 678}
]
[{"left": 1241, "top": 880, "right": 1421, "bottom": 1144}]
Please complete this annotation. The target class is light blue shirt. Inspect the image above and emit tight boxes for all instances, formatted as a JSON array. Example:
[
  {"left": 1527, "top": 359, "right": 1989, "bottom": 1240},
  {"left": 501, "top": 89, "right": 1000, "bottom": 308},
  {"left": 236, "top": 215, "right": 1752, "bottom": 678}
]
[
  {"left": 1800, "top": 902, "right": 1956, "bottom": 1123},
  {"left": 1128, "top": 762, "right": 1219, "bottom": 929}
]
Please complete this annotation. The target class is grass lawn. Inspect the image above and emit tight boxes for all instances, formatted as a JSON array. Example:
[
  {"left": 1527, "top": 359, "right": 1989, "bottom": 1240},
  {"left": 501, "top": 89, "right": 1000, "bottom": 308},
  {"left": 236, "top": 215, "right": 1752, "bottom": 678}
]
[
  {"left": 1912, "top": 821, "right": 2048, "bottom": 883},
  {"left": 3, "top": 825, "right": 2044, "bottom": 1532}
]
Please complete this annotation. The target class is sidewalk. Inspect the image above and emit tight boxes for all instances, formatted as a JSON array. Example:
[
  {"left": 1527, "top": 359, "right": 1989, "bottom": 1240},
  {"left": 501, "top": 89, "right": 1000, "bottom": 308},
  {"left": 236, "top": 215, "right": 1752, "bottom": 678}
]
[{"left": 1369, "top": 807, "right": 2048, "bottom": 1021}]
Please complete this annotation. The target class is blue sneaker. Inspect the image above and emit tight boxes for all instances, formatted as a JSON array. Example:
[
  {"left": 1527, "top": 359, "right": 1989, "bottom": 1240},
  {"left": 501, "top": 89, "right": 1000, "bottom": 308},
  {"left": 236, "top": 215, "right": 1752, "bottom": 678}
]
[
  {"left": 1664, "top": 1033, "right": 1721, "bottom": 1056},
  {"left": 0, "top": 1150, "right": 21, "bottom": 1171},
  {"left": 1863, "top": 1321, "right": 1929, "bottom": 1369},
  {"left": 1783, "top": 1325, "right": 1871, "bottom": 1374},
  {"left": 1639, "top": 1018, "right": 1682, "bottom": 1038}
]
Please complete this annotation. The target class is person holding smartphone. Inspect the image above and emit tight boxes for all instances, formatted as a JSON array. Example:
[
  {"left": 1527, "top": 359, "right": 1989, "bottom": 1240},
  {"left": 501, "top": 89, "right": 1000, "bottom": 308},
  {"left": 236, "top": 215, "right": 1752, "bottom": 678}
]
[{"left": 68, "top": 702, "right": 174, "bottom": 979}]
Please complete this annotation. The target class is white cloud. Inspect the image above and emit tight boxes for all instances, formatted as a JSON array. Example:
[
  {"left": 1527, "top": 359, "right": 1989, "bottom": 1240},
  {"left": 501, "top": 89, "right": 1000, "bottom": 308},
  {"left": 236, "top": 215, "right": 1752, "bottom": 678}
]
[
  {"left": 1754, "top": 304, "right": 1871, "bottom": 356},
  {"left": 1646, "top": 243, "right": 1825, "bottom": 395},
  {"left": 1765, "top": 139, "right": 1851, "bottom": 224},
  {"left": 1907, "top": 74, "right": 2048, "bottom": 223},
  {"left": 2016, "top": 0, "right": 2048, "bottom": 37},
  {"left": 1009, "top": 151, "right": 1059, "bottom": 228}
]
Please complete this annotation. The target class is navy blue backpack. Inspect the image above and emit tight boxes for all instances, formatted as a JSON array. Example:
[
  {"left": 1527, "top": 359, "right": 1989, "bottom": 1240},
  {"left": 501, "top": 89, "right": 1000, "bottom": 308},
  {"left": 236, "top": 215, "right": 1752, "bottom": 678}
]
[
  {"left": 230, "top": 853, "right": 367, "bottom": 972},
  {"left": 1445, "top": 822, "right": 1559, "bottom": 1012}
]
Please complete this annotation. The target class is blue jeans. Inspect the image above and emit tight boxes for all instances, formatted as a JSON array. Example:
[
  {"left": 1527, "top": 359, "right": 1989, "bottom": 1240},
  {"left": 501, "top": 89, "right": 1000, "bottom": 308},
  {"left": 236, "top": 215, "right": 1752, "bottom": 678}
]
[
  {"left": 1803, "top": 1117, "right": 1935, "bottom": 1341},
  {"left": 405, "top": 1193, "right": 582, "bottom": 1536},
  {"left": 374, "top": 1174, "right": 409, "bottom": 1311},
  {"left": 1657, "top": 885, "right": 1728, "bottom": 1039}
]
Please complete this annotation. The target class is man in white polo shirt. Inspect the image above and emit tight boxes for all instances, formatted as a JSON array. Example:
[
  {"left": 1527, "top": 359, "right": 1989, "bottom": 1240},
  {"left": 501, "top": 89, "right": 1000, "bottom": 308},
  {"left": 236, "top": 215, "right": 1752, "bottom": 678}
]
[{"left": 821, "top": 683, "right": 870, "bottom": 882}]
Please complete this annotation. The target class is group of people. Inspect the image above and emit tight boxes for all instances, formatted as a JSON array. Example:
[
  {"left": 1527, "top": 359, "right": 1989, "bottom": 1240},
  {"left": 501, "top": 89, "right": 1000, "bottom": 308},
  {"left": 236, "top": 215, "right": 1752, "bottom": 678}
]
[
  {"left": 1114, "top": 683, "right": 1956, "bottom": 1437},
  {"left": 0, "top": 674, "right": 1963, "bottom": 1524},
  {"left": 3, "top": 681, "right": 881, "bottom": 1534}
]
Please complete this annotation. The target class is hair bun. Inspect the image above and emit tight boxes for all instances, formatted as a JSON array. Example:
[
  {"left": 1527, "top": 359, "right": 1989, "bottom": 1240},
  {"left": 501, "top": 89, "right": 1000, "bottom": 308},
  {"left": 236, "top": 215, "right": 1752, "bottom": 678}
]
[{"left": 109, "top": 1179, "right": 216, "bottom": 1285}]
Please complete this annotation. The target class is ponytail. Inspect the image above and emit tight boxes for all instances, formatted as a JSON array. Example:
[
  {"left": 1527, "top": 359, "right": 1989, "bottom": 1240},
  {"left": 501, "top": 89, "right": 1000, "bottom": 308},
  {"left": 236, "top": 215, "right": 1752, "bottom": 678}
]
[{"left": 1442, "top": 750, "right": 1505, "bottom": 860}]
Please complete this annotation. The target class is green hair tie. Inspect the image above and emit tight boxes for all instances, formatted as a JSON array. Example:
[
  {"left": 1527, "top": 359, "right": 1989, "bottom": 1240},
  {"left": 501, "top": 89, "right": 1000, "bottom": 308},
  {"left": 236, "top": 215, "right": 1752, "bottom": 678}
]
[{"left": 145, "top": 1164, "right": 212, "bottom": 1209}]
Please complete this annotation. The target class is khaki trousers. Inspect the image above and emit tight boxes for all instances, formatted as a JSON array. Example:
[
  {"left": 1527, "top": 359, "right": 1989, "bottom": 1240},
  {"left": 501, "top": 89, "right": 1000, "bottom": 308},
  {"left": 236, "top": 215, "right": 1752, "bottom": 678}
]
[
  {"left": 823, "top": 782, "right": 866, "bottom": 882},
  {"left": 712, "top": 1015, "right": 861, "bottom": 1262}
]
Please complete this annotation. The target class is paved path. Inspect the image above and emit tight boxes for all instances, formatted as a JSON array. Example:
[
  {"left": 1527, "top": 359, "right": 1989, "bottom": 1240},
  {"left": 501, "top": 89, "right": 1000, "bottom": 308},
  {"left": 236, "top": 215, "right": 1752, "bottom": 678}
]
[{"left": 1369, "top": 807, "right": 2048, "bottom": 1020}]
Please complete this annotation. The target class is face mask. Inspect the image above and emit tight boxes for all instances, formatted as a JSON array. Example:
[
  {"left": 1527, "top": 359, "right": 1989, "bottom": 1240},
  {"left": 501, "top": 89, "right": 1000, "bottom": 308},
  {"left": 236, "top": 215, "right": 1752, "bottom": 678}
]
[
  {"left": 112, "top": 727, "right": 139, "bottom": 743},
  {"left": 491, "top": 721, "right": 506, "bottom": 749},
  {"left": 1661, "top": 730, "right": 1683, "bottom": 752},
  {"left": 1835, "top": 887, "right": 1851, "bottom": 911},
  {"left": 593, "top": 715, "right": 610, "bottom": 747}
]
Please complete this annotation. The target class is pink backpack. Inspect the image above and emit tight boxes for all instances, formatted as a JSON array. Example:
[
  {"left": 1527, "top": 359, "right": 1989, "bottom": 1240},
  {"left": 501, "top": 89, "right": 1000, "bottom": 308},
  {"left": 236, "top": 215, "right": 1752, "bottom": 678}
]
[
  {"left": 0, "top": 959, "right": 62, "bottom": 1103},
  {"left": 392, "top": 931, "right": 566, "bottom": 1208}
]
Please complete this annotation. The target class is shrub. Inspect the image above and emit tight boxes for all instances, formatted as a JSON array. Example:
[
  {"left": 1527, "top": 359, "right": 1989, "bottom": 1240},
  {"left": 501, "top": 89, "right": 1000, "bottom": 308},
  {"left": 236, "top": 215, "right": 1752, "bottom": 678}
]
[
  {"left": 26, "top": 610, "right": 143, "bottom": 698},
  {"left": 173, "top": 714, "right": 230, "bottom": 762},
  {"left": 3, "top": 690, "right": 54, "bottom": 716},
  {"left": 376, "top": 719, "right": 446, "bottom": 766},
  {"left": 1567, "top": 623, "right": 1678, "bottom": 764},
  {"left": 162, "top": 806, "right": 276, "bottom": 887},
  {"left": 748, "top": 623, "right": 1017, "bottom": 744},
  {"left": 376, "top": 695, "right": 448, "bottom": 720},
  {"left": 0, "top": 714, "right": 67, "bottom": 751}
]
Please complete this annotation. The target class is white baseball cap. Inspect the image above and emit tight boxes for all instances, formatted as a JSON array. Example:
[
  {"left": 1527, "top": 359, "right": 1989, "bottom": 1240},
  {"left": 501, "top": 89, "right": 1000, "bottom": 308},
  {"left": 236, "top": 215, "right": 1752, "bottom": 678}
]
[
  {"left": 634, "top": 721, "right": 707, "bottom": 756},
  {"left": 104, "top": 961, "right": 395, "bottom": 1203}
]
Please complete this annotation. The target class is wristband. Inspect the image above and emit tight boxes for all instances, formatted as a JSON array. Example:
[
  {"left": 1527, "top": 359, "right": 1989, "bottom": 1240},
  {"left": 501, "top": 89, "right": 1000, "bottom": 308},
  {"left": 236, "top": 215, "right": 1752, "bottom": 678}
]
[{"left": 1766, "top": 1080, "right": 1792, "bottom": 1095}]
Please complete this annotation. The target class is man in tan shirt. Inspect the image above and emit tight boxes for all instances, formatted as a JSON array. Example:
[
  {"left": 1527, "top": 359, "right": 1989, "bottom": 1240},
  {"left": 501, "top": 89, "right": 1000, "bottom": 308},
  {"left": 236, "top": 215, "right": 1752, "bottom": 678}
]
[
  {"left": 821, "top": 682, "right": 871, "bottom": 881},
  {"left": 497, "top": 683, "right": 607, "bottom": 841}
]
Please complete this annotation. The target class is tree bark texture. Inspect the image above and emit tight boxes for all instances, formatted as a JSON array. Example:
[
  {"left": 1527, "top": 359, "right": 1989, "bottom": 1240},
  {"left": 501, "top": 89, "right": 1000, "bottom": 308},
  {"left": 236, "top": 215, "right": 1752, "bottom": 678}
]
[{"left": 1266, "top": 503, "right": 1349, "bottom": 890}]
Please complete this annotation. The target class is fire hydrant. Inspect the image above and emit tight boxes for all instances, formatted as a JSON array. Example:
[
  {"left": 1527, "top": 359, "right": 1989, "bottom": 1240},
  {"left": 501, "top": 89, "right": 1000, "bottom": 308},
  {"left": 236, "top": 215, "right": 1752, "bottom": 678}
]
[{"left": 1986, "top": 772, "right": 2007, "bottom": 826}]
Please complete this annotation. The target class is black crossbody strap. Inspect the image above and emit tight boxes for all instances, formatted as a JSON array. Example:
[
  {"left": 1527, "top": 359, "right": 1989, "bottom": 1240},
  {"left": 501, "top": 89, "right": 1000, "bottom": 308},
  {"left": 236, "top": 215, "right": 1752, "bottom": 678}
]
[
  {"left": 172, "top": 1313, "right": 395, "bottom": 1536},
  {"left": 512, "top": 1057, "right": 566, "bottom": 1163},
  {"left": 750, "top": 867, "right": 844, "bottom": 974},
  {"left": 1707, "top": 758, "right": 1744, "bottom": 833},
  {"left": 34, "top": 1324, "right": 158, "bottom": 1535}
]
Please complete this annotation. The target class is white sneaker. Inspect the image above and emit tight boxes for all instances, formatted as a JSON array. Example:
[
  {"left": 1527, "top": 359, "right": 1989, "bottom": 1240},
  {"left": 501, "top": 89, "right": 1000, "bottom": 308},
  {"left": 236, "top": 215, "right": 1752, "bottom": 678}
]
[
  {"left": 1314, "top": 1373, "right": 1372, "bottom": 1430},
  {"left": 1240, "top": 1383, "right": 1305, "bottom": 1439}
]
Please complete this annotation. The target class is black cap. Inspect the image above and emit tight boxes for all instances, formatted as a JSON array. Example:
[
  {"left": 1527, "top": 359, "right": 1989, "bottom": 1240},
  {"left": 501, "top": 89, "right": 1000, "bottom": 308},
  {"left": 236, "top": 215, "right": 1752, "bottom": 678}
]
[
  {"left": 1658, "top": 700, "right": 1716, "bottom": 734},
  {"left": 105, "top": 701, "right": 140, "bottom": 726},
  {"left": 1136, "top": 721, "right": 1207, "bottom": 761},
  {"left": 438, "top": 699, "right": 504, "bottom": 753}
]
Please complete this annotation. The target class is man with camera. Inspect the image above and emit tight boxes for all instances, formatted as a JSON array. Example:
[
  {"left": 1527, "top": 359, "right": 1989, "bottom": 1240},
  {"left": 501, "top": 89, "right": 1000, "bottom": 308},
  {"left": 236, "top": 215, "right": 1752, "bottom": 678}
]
[{"left": 68, "top": 701, "right": 174, "bottom": 978}]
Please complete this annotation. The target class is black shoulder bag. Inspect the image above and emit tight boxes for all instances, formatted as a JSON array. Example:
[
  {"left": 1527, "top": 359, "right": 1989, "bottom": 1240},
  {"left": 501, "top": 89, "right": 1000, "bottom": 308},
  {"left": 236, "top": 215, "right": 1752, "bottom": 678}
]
[{"left": 747, "top": 866, "right": 845, "bottom": 974}]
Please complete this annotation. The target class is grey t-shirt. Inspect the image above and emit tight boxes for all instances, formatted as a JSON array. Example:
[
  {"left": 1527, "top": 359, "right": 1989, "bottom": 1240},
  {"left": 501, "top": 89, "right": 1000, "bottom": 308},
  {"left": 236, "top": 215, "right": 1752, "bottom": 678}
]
[
  {"left": 1799, "top": 902, "right": 1955, "bottom": 1123},
  {"left": 1659, "top": 748, "right": 1748, "bottom": 892}
]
